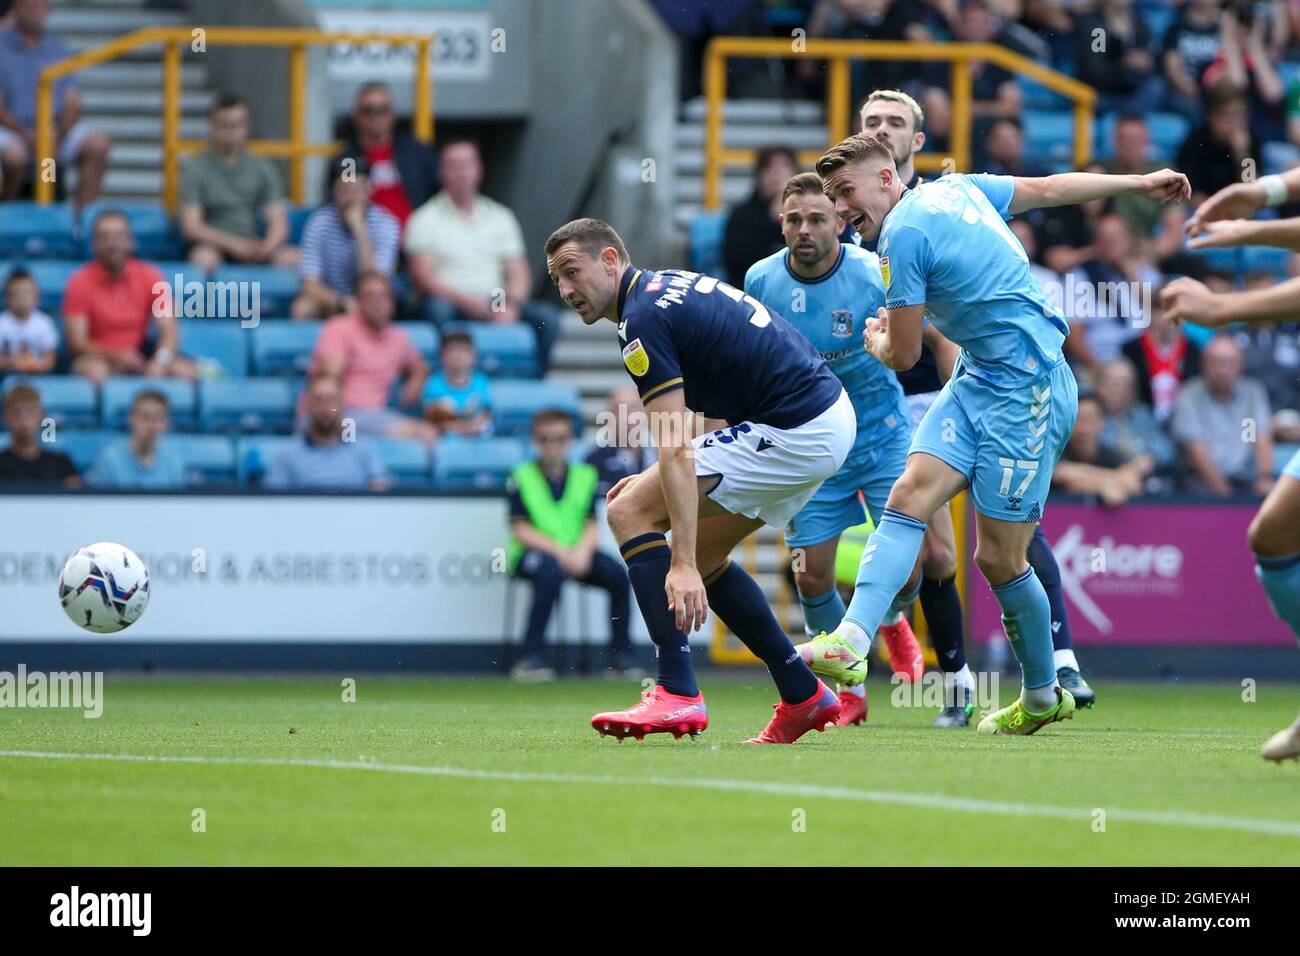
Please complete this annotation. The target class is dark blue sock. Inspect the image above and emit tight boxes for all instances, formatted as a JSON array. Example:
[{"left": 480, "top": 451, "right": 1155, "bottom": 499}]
[
  {"left": 706, "top": 560, "right": 818, "bottom": 703},
  {"left": 919, "top": 574, "right": 966, "bottom": 673},
  {"left": 620, "top": 533, "right": 698, "bottom": 697},
  {"left": 1027, "top": 524, "right": 1072, "bottom": 652}
]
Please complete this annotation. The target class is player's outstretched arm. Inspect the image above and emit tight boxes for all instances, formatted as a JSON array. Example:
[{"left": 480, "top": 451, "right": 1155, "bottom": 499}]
[
  {"left": 1187, "top": 215, "right": 1300, "bottom": 251},
  {"left": 1162, "top": 273, "right": 1300, "bottom": 328},
  {"left": 1007, "top": 169, "right": 1190, "bottom": 215},
  {"left": 647, "top": 387, "right": 709, "bottom": 633},
  {"left": 1185, "top": 167, "right": 1300, "bottom": 235}
]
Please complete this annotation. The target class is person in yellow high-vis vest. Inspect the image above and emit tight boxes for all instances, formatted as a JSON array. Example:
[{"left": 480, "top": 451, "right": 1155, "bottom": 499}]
[{"left": 507, "top": 409, "right": 632, "bottom": 682}]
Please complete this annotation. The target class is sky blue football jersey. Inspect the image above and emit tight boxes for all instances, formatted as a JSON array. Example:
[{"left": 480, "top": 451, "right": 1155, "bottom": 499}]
[
  {"left": 745, "top": 243, "right": 908, "bottom": 455},
  {"left": 878, "top": 173, "right": 1069, "bottom": 386}
]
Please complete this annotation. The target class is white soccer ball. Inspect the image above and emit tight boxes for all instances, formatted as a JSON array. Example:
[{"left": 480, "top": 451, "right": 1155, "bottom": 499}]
[{"left": 58, "top": 542, "right": 151, "bottom": 633}]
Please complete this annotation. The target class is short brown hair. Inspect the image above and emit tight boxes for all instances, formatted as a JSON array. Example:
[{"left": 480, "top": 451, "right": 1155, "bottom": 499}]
[
  {"left": 544, "top": 218, "right": 629, "bottom": 265},
  {"left": 3, "top": 384, "right": 40, "bottom": 414},
  {"left": 531, "top": 408, "right": 574, "bottom": 435},
  {"left": 781, "top": 171, "right": 828, "bottom": 205},
  {"left": 129, "top": 389, "right": 170, "bottom": 414},
  {"left": 815, "top": 133, "right": 895, "bottom": 180}
]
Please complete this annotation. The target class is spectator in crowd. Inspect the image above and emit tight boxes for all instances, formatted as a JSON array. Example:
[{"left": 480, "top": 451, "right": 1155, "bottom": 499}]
[
  {"left": 1053, "top": 393, "right": 1154, "bottom": 507},
  {"left": 506, "top": 408, "right": 633, "bottom": 682},
  {"left": 1121, "top": 298, "right": 1202, "bottom": 422},
  {"left": 981, "top": 117, "right": 1049, "bottom": 177},
  {"left": 1171, "top": 334, "right": 1274, "bottom": 496},
  {"left": 64, "top": 209, "right": 196, "bottom": 386},
  {"left": 86, "top": 389, "right": 186, "bottom": 490},
  {"left": 307, "top": 271, "right": 435, "bottom": 445},
  {"left": 649, "top": 0, "right": 763, "bottom": 101},
  {"left": 1204, "top": 3, "right": 1285, "bottom": 142},
  {"left": 722, "top": 145, "right": 797, "bottom": 284},
  {"left": 1074, "top": 0, "right": 1160, "bottom": 115},
  {"left": 265, "top": 375, "right": 390, "bottom": 492},
  {"left": 342, "top": 82, "right": 439, "bottom": 229},
  {"left": 1100, "top": 114, "right": 1189, "bottom": 264},
  {"left": 1095, "top": 358, "right": 1179, "bottom": 477},
  {"left": 0, "top": 268, "right": 56, "bottom": 373},
  {"left": 0, "top": 0, "right": 111, "bottom": 207},
  {"left": 1233, "top": 319, "right": 1300, "bottom": 442},
  {"left": 586, "top": 384, "right": 653, "bottom": 497},
  {"left": 292, "top": 155, "right": 401, "bottom": 320},
  {"left": 1063, "top": 213, "right": 1160, "bottom": 379},
  {"left": 179, "top": 93, "right": 296, "bottom": 273},
  {"left": 1176, "top": 87, "right": 1261, "bottom": 202},
  {"left": 405, "top": 139, "right": 557, "bottom": 370},
  {"left": 1161, "top": 0, "right": 1224, "bottom": 120},
  {"left": 0, "top": 384, "right": 78, "bottom": 486},
  {"left": 421, "top": 330, "right": 491, "bottom": 438},
  {"left": 949, "top": 0, "right": 1021, "bottom": 118}
]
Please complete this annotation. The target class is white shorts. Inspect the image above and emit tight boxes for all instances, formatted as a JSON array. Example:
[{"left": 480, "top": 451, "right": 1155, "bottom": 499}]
[
  {"left": 906, "top": 390, "right": 940, "bottom": 431},
  {"left": 692, "top": 388, "right": 855, "bottom": 529},
  {"left": 0, "top": 121, "right": 93, "bottom": 167}
]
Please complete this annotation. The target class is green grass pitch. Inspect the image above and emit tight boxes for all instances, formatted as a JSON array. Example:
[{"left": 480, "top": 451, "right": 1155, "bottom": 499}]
[{"left": 1, "top": 675, "right": 1297, "bottom": 865}]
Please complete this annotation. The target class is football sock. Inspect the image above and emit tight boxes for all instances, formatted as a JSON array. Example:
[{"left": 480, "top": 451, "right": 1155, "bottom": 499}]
[
  {"left": 838, "top": 508, "right": 927, "bottom": 648},
  {"left": 887, "top": 578, "right": 922, "bottom": 618},
  {"left": 988, "top": 566, "right": 1057, "bottom": 705},
  {"left": 798, "top": 585, "right": 846, "bottom": 637},
  {"left": 1027, "top": 524, "right": 1073, "bottom": 652},
  {"left": 1053, "top": 649, "right": 1080, "bottom": 672},
  {"left": 920, "top": 574, "right": 966, "bottom": 673},
  {"left": 946, "top": 664, "right": 976, "bottom": 707},
  {"left": 620, "top": 533, "right": 698, "bottom": 698},
  {"left": 706, "top": 561, "right": 818, "bottom": 703},
  {"left": 1257, "top": 553, "right": 1300, "bottom": 644}
]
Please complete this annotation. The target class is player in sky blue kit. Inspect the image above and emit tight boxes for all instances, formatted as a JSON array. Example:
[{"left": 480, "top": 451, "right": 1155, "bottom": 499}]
[
  {"left": 812, "top": 132, "right": 1190, "bottom": 735},
  {"left": 1164, "top": 165, "right": 1300, "bottom": 761},
  {"left": 544, "top": 217, "right": 858, "bottom": 744},
  {"left": 745, "top": 171, "right": 958, "bottom": 727}
]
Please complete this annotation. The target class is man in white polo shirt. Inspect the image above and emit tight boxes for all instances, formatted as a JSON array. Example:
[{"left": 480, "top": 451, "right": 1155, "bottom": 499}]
[{"left": 405, "top": 139, "right": 557, "bottom": 370}]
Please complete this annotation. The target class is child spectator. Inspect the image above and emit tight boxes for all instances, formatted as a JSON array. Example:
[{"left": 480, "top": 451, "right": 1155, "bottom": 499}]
[
  {"left": 86, "top": 389, "right": 186, "bottom": 489},
  {"left": 0, "top": 269, "right": 57, "bottom": 373},
  {"left": 421, "top": 331, "right": 491, "bottom": 438},
  {"left": 0, "top": 384, "right": 78, "bottom": 486}
]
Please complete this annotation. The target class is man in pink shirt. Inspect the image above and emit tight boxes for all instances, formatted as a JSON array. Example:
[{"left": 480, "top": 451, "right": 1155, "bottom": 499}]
[
  {"left": 308, "top": 271, "right": 436, "bottom": 445},
  {"left": 64, "top": 210, "right": 196, "bottom": 385}
]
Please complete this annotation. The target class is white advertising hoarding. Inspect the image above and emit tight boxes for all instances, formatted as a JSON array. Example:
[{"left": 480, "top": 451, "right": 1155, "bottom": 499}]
[
  {"left": 319, "top": 9, "right": 494, "bottom": 82},
  {"left": 0, "top": 495, "right": 641, "bottom": 644}
]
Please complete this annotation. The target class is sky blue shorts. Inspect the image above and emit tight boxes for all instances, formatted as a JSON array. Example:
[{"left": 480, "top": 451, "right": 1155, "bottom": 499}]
[
  {"left": 1283, "top": 446, "right": 1300, "bottom": 482},
  {"left": 910, "top": 359, "right": 1078, "bottom": 523}
]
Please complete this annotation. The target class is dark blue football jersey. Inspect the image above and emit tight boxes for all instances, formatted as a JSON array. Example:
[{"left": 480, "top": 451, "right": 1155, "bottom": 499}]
[{"left": 614, "top": 267, "right": 842, "bottom": 429}]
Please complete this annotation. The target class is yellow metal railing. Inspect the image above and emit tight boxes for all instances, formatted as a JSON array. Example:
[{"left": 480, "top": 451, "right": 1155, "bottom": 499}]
[
  {"left": 703, "top": 37, "right": 1096, "bottom": 209},
  {"left": 36, "top": 27, "right": 433, "bottom": 210}
]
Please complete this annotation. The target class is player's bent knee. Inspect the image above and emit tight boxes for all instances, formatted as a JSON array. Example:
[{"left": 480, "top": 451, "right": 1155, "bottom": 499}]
[
  {"left": 973, "top": 542, "right": 1023, "bottom": 587},
  {"left": 794, "top": 566, "right": 835, "bottom": 600}
]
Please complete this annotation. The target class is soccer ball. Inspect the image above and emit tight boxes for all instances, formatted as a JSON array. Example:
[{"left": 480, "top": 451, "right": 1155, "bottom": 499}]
[{"left": 58, "top": 542, "right": 150, "bottom": 633}]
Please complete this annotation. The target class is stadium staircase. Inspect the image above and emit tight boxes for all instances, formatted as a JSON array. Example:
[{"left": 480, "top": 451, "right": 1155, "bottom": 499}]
[{"left": 50, "top": 0, "right": 213, "bottom": 203}]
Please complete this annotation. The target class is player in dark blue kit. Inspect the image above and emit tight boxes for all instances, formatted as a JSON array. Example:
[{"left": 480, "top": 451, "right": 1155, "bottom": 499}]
[{"left": 544, "top": 218, "right": 858, "bottom": 744}]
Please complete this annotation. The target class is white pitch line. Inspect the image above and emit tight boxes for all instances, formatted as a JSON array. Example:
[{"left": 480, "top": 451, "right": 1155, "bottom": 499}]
[{"left": 2, "top": 749, "right": 1299, "bottom": 839}]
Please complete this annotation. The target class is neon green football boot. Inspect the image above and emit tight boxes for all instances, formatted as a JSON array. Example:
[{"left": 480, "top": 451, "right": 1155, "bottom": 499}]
[
  {"left": 795, "top": 633, "right": 869, "bottom": 687},
  {"left": 978, "top": 687, "right": 1076, "bottom": 735}
]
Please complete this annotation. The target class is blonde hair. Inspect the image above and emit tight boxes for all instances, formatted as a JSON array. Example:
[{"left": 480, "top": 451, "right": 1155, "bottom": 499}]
[
  {"left": 860, "top": 89, "right": 925, "bottom": 134},
  {"left": 815, "top": 133, "right": 895, "bottom": 180}
]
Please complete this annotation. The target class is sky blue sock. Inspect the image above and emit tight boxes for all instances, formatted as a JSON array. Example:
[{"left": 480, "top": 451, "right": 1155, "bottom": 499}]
[
  {"left": 1257, "top": 553, "right": 1300, "bottom": 645},
  {"left": 841, "top": 508, "right": 927, "bottom": 642},
  {"left": 798, "top": 586, "right": 846, "bottom": 636},
  {"left": 991, "top": 566, "right": 1055, "bottom": 691}
]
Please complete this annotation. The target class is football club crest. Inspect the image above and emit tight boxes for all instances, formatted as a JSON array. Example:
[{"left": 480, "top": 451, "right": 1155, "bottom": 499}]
[
  {"left": 622, "top": 338, "right": 650, "bottom": 376},
  {"left": 831, "top": 309, "right": 854, "bottom": 338}
]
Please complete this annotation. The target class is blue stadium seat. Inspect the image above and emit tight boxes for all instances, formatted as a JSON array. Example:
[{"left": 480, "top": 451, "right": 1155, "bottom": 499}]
[
  {"left": 1263, "top": 140, "right": 1300, "bottom": 176},
  {"left": 444, "top": 322, "right": 537, "bottom": 378},
  {"left": 169, "top": 434, "right": 237, "bottom": 485},
  {"left": 235, "top": 435, "right": 295, "bottom": 486},
  {"left": 80, "top": 203, "right": 183, "bottom": 260},
  {"left": 432, "top": 435, "right": 527, "bottom": 492},
  {"left": 688, "top": 211, "right": 728, "bottom": 283},
  {"left": 251, "top": 319, "right": 322, "bottom": 376},
  {"left": 213, "top": 265, "right": 299, "bottom": 316},
  {"left": 0, "top": 202, "right": 79, "bottom": 259},
  {"left": 1018, "top": 78, "right": 1068, "bottom": 111},
  {"left": 287, "top": 206, "right": 314, "bottom": 245},
  {"left": 199, "top": 377, "right": 298, "bottom": 434},
  {"left": 1023, "top": 110, "right": 1076, "bottom": 165},
  {"left": 1240, "top": 245, "right": 1291, "bottom": 278},
  {"left": 100, "top": 377, "right": 197, "bottom": 432},
  {"left": 376, "top": 438, "right": 432, "bottom": 486},
  {"left": 2, "top": 374, "right": 97, "bottom": 428},
  {"left": 490, "top": 379, "right": 582, "bottom": 436},
  {"left": 150, "top": 259, "right": 211, "bottom": 291},
  {"left": 405, "top": 323, "right": 440, "bottom": 368},
  {"left": 180, "top": 319, "right": 249, "bottom": 376},
  {"left": 46, "top": 429, "right": 118, "bottom": 471}
]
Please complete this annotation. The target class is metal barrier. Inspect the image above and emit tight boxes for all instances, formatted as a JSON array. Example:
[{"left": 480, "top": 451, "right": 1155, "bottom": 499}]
[
  {"left": 702, "top": 37, "right": 1095, "bottom": 209},
  {"left": 36, "top": 27, "right": 433, "bottom": 210}
]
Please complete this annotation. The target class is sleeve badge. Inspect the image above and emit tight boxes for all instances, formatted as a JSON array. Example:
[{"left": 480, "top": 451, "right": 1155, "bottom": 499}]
[{"left": 622, "top": 338, "right": 650, "bottom": 376}]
